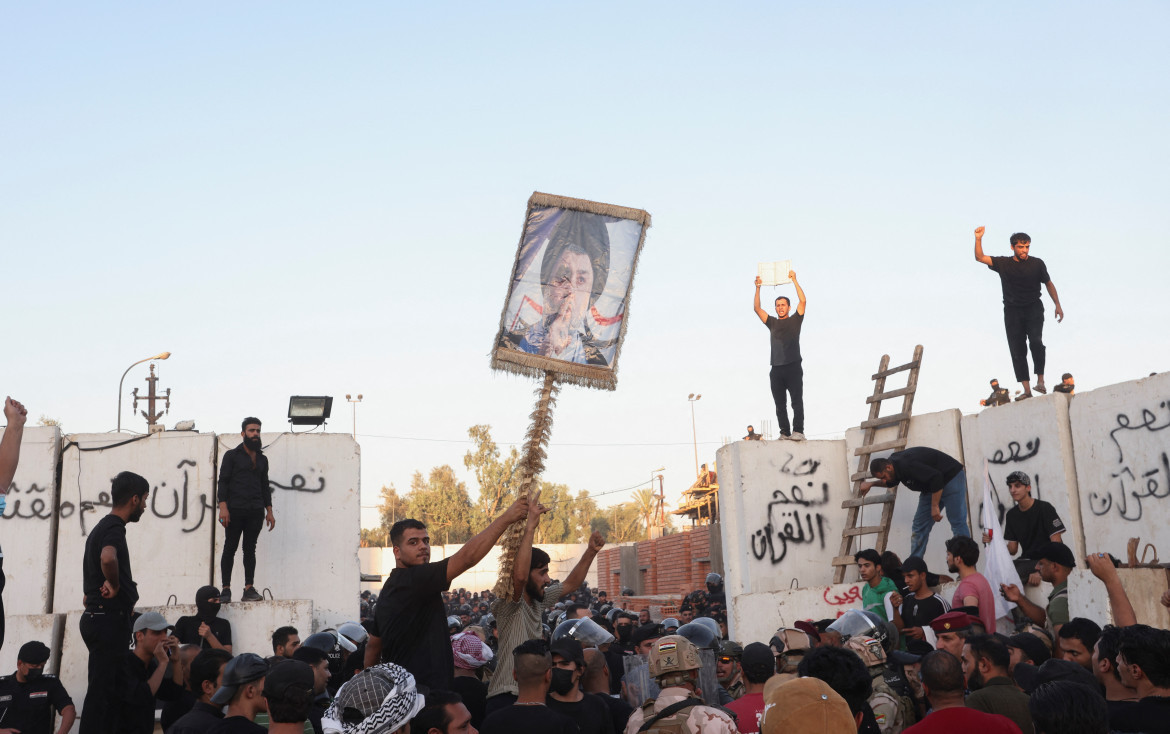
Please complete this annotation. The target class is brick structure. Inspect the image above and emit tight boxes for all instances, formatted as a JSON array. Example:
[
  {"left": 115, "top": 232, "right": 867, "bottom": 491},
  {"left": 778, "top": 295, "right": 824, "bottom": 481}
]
[{"left": 594, "top": 525, "right": 718, "bottom": 599}]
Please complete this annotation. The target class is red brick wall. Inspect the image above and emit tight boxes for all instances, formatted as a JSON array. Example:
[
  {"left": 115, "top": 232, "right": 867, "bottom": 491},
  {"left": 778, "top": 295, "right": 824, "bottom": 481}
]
[{"left": 593, "top": 526, "right": 716, "bottom": 598}]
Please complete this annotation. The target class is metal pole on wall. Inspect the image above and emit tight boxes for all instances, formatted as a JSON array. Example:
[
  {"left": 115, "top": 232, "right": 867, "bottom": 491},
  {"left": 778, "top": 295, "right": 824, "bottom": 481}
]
[
  {"left": 688, "top": 393, "right": 702, "bottom": 477},
  {"left": 118, "top": 352, "right": 171, "bottom": 432},
  {"left": 346, "top": 394, "right": 363, "bottom": 438}
]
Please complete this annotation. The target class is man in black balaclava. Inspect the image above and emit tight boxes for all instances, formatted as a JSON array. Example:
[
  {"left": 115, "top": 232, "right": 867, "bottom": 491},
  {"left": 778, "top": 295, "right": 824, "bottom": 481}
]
[{"left": 173, "top": 585, "right": 234, "bottom": 652}]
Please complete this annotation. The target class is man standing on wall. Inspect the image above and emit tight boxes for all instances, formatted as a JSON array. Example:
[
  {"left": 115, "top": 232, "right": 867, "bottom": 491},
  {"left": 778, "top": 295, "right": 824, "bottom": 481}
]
[
  {"left": 218, "top": 416, "right": 274, "bottom": 603},
  {"left": 80, "top": 471, "right": 150, "bottom": 734},
  {"left": 753, "top": 271, "right": 808, "bottom": 441},
  {"left": 973, "top": 227, "right": 1064, "bottom": 400},
  {"left": 1, "top": 396, "right": 28, "bottom": 653}
]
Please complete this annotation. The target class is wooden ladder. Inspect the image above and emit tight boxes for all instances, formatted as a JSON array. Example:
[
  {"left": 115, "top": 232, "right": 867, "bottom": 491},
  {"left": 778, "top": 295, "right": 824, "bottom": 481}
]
[{"left": 831, "top": 345, "right": 924, "bottom": 584}]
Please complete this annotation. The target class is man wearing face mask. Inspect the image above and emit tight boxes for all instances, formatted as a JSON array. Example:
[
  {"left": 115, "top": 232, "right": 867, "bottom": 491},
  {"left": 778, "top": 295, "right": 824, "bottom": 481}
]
[
  {"left": 173, "top": 585, "right": 234, "bottom": 652},
  {"left": 0, "top": 641, "right": 76, "bottom": 734},
  {"left": 79, "top": 470, "right": 150, "bottom": 734},
  {"left": 218, "top": 417, "right": 274, "bottom": 603},
  {"left": 546, "top": 638, "right": 615, "bottom": 734}
]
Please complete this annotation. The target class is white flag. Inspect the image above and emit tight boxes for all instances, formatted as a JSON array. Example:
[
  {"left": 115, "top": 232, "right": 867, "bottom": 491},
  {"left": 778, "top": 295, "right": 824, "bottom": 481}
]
[{"left": 980, "top": 461, "right": 1023, "bottom": 621}]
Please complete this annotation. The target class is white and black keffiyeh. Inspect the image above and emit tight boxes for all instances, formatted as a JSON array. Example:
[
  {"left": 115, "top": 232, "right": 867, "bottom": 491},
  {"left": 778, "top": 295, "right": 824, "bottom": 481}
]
[{"left": 321, "top": 663, "right": 425, "bottom": 734}]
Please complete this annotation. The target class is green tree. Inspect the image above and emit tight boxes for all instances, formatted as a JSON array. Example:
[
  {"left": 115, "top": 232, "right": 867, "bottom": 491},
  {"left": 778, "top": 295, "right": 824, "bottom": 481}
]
[
  {"left": 405, "top": 465, "right": 475, "bottom": 545},
  {"left": 534, "top": 482, "right": 599, "bottom": 544},
  {"left": 377, "top": 484, "right": 409, "bottom": 537},
  {"left": 631, "top": 488, "right": 662, "bottom": 535},
  {"left": 603, "top": 502, "right": 648, "bottom": 543},
  {"left": 360, "top": 527, "right": 388, "bottom": 547},
  {"left": 463, "top": 425, "right": 521, "bottom": 523}
]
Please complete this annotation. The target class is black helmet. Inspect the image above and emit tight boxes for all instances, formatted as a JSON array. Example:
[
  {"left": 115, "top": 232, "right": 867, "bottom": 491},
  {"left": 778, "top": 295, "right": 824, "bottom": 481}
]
[
  {"left": 675, "top": 621, "right": 718, "bottom": 650},
  {"left": 621, "top": 587, "right": 634, "bottom": 596}
]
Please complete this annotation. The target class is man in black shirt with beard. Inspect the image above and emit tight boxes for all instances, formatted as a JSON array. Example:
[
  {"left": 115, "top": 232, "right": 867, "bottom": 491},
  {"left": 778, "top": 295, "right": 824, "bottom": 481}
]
[
  {"left": 218, "top": 417, "right": 274, "bottom": 603},
  {"left": 79, "top": 470, "right": 150, "bottom": 734},
  {"left": 974, "top": 227, "right": 1065, "bottom": 400}
]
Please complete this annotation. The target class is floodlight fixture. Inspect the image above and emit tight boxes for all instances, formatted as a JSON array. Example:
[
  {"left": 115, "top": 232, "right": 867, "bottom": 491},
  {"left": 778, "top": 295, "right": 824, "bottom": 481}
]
[{"left": 288, "top": 395, "right": 333, "bottom": 426}]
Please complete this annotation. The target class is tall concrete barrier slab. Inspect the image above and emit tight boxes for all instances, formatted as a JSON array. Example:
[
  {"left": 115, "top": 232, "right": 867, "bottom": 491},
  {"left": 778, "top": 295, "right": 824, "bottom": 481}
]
[
  {"left": 1, "top": 426, "right": 62, "bottom": 614},
  {"left": 844, "top": 410, "right": 966, "bottom": 574},
  {"left": 0, "top": 614, "right": 65, "bottom": 674},
  {"left": 58, "top": 599, "right": 313, "bottom": 725},
  {"left": 1071, "top": 372, "right": 1170, "bottom": 560},
  {"left": 717, "top": 439, "right": 850, "bottom": 595},
  {"left": 960, "top": 394, "right": 1085, "bottom": 559},
  {"left": 53, "top": 432, "right": 218, "bottom": 612},
  {"left": 215, "top": 432, "right": 360, "bottom": 630}
]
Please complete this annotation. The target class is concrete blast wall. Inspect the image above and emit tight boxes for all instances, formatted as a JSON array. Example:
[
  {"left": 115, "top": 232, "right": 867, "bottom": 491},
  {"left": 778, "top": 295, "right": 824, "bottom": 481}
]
[
  {"left": 1071, "top": 372, "right": 1170, "bottom": 560},
  {"left": 215, "top": 432, "right": 360, "bottom": 630},
  {"left": 1, "top": 426, "right": 62, "bottom": 615},
  {"left": 53, "top": 432, "right": 219, "bottom": 611},
  {"left": 724, "top": 372, "right": 1170, "bottom": 637},
  {"left": 717, "top": 439, "right": 850, "bottom": 595},
  {"left": 844, "top": 409, "right": 967, "bottom": 576}
]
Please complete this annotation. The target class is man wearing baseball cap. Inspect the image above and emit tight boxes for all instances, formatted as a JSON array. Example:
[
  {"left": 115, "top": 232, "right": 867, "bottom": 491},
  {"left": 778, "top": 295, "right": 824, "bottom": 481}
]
[
  {"left": 0, "top": 641, "right": 75, "bottom": 734},
  {"left": 725, "top": 642, "right": 776, "bottom": 733},
  {"left": 1001, "top": 541, "right": 1074, "bottom": 636},
  {"left": 118, "top": 611, "right": 184, "bottom": 733},
  {"left": 211, "top": 652, "right": 270, "bottom": 731},
  {"left": 989, "top": 471, "right": 1065, "bottom": 587},
  {"left": 546, "top": 637, "right": 611, "bottom": 734},
  {"left": 263, "top": 659, "right": 316, "bottom": 732}
]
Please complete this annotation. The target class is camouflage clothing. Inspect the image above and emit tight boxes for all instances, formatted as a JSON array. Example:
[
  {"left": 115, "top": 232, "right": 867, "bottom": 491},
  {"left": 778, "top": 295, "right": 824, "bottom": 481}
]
[
  {"left": 624, "top": 686, "right": 738, "bottom": 734},
  {"left": 724, "top": 678, "right": 746, "bottom": 701}
]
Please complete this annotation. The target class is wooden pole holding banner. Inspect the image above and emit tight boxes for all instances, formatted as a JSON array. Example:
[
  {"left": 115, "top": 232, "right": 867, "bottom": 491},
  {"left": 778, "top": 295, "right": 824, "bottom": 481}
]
[{"left": 494, "top": 370, "right": 560, "bottom": 599}]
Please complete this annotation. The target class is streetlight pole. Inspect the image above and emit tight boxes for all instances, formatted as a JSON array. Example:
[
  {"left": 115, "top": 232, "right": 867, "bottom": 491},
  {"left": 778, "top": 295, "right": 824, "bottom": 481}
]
[
  {"left": 346, "top": 394, "right": 363, "bottom": 438},
  {"left": 118, "top": 352, "right": 171, "bottom": 432},
  {"left": 687, "top": 393, "right": 702, "bottom": 478}
]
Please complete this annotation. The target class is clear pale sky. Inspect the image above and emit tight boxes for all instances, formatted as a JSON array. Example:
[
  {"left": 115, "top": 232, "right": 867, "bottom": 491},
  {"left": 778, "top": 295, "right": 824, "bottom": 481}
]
[{"left": 4, "top": 3, "right": 1167, "bottom": 531}]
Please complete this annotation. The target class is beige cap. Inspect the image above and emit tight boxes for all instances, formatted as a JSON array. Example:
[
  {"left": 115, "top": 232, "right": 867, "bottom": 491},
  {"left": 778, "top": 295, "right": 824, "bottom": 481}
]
[{"left": 761, "top": 677, "right": 855, "bottom": 734}]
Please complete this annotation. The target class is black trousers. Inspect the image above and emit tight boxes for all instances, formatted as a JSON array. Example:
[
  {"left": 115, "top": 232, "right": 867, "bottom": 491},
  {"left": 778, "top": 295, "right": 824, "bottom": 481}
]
[
  {"left": 769, "top": 361, "right": 804, "bottom": 435},
  {"left": 79, "top": 606, "right": 131, "bottom": 734},
  {"left": 0, "top": 556, "right": 6, "bottom": 653},
  {"left": 221, "top": 507, "right": 265, "bottom": 586},
  {"left": 1004, "top": 302, "right": 1045, "bottom": 382}
]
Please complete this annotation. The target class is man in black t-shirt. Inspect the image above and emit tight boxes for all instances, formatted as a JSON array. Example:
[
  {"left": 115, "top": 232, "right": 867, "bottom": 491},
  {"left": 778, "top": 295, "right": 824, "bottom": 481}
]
[
  {"left": 989, "top": 471, "right": 1065, "bottom": 586},
  {"left": 217, "top": 416, "right": 273, "bottom": 603},
  {"left": 753, "top": 270, "right": 808, "bottom": 440},
  {"left": 897, "top": 557, "right": 951, "bottom": 653},
  {"left": 79, "top": 470, "right": 150, "bottom": 734},
  {"left": 974, "top": 227, "right": 1065, "bottom": 399},
  {"left": 366, "top": 497, "right": 530, "bottom": 691},
  {"left": 1112, "top": 624, "right": 1170, "bottom": 734},
  {"left": 481, "top": 639, "right": 578, "bottom": 734},
  {"left": 0, "top": 641, "right": 75, "bottom": 734},
  {"left": 547, "top": 638, "right": 614, "bottom": 734}
]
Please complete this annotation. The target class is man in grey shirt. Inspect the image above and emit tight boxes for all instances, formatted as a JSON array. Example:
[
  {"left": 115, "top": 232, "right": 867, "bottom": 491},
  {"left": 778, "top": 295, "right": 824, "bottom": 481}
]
[
  {"left": 754, "top": 271, "right": 808, "bottom": 440},
  {"left": 484, "top": 490, "right": 605, "bottom": 715}
]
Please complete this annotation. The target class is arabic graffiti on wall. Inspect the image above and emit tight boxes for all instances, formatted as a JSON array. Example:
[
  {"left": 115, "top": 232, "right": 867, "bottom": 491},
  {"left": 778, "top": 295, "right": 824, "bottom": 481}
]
[
  {"left": 979, "top": 437, "right": 1044, "bottom": 529},
  {"left": 750, "top": 452, "right": 831, "bottom": 565},
  {"left": 1089, "top": 403, "right": 1170, "bottom": 522}
]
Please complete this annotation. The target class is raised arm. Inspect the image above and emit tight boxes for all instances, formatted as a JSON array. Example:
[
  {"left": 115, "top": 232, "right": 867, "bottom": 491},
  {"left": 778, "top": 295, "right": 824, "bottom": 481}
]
[
  {"left": 753, "top": 276, "right": 768, "bottom": 324},
  {"left": 1087, "top": 552, "right": 1137, "bottom": 627},
  {"left": 973, "top": 227, "right": 993, "bottom": 266},
  {"left": 561, "top": 531, "right": 605, "bottom": 594},
  {"left": 0, "top": 396, "right": 28, "bottom": 493},
  {"left": 790, "top": 270, "right": 806, "bottom": 315},
  {"left": 1045, "top": 280, "right": 1064, "bottom": 322},
  {"left": 447, "top": 495, "right": 529, "bottom": 582},
  {"left": 510, "top": 490, "right": 547, "bottom": 601}
]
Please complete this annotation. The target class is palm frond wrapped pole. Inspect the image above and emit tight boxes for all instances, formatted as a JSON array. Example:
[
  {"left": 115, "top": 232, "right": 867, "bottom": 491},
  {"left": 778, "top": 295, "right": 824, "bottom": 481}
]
[{"left": 493, "top": 370, "right": 559, "bottom": 599}]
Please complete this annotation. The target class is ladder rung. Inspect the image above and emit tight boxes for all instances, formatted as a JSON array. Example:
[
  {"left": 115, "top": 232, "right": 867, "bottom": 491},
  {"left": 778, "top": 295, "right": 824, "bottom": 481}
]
[
  {"left": 831, "top": 555, "right": 860, "bottom": 567},
  {"left": 841, "top": 493, "right": 897, "bottom": 508},
  {"left": 851, "top": 471, "right": 872, "bottom": 482},
  {"left": 842, "top": 525, "right": 884, "bottom": 537},
  {"left": 854, "top": 438, "right": 907, "bottom": 456},
  {"left": 872, "top": 360, "right": 920, "bottom": 380},
  {"left": 858, "top": 412, "right": 910, "bottom": 429},
  {"left": 866, "top": 386, "right": 916, "bottom": 404}
]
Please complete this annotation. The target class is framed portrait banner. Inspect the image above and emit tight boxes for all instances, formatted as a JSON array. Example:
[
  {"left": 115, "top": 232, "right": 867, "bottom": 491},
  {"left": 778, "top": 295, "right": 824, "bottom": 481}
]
[{"left": 491, "top": 192, "right": 652, "bottom": 390}]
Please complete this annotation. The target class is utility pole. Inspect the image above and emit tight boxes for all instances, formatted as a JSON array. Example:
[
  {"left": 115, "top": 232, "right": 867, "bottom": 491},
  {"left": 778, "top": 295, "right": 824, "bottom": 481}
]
[
  {"left": 687, "top": 393, "right": 702, "bottom": 477},
  {"left": 346, "top": 394, "right": 363, "bottom": 438},
  {"left": 131, "top": 363, "right": 171, "bottom": 432}
]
